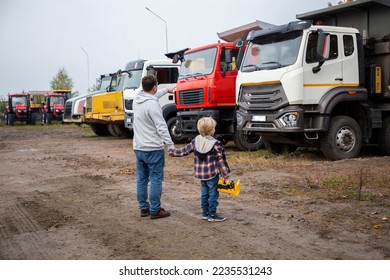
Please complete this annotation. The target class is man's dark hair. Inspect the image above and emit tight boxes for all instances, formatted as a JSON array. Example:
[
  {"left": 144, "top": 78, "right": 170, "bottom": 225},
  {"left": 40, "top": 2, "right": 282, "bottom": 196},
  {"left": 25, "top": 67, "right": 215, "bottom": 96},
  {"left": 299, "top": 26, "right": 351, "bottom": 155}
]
[{"left": 142, "top": 75, "right": 157, "bottom": 92}]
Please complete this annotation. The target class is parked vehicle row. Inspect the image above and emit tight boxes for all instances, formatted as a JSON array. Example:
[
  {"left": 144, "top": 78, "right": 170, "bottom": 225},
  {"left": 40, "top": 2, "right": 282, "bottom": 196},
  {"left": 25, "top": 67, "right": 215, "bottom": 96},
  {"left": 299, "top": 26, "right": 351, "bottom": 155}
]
[
  {"left": 3, "top": 90, "right": 70, "bottom": 125},
  {"left": 4, "top": 1, "right": 389, "bottom": 160}
]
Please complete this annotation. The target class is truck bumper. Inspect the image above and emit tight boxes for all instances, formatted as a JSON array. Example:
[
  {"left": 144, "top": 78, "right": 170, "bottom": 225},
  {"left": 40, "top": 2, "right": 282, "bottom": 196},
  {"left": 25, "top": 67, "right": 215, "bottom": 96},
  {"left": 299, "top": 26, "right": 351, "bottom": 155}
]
[
  {"left": 236, "top": 106, "right": 329, "bottom": 145},
  {"left": 177, "top": 109, "right": 235, "bottom": 139}
]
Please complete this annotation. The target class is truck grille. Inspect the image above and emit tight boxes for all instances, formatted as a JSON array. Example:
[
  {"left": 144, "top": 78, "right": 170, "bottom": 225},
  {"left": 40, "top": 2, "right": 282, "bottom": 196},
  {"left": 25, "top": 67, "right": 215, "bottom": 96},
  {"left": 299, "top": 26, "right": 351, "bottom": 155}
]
[
  {"left": 179, "top": 89, "right": 204, "bottom": 106},
  {"left": 238, "top": 83, "right": 288, "bottom": 111}
]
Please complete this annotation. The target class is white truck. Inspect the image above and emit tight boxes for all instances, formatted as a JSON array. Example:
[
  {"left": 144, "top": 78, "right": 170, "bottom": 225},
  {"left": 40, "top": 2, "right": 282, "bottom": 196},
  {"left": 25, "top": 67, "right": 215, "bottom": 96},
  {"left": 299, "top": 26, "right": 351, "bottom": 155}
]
[
  {"left": 63, "top": 73, "right": 114, "bottom": 126},
  {"left": 235, "top": 0, "right": 390, "bottom": 160},
  {"left": 123, "top": 59, "right": 184, "bottom": 143}
]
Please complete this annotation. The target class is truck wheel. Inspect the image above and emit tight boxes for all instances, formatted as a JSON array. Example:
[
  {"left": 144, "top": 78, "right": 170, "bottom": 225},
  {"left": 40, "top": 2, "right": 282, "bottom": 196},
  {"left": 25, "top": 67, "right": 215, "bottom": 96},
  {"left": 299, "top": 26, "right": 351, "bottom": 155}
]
[
  {"left": 233, "top": 129, "right": 266, "bottom": 151},
  {"left": 90, "top": 123, "right": 110, "bottom": 136},
  {"left": 46, "top": 113, "right": 52, "bottom": 124},
  {"left": 378, "top": 116, "right": 390, "bottom": 155},
  {"left": 8, "top": 114, "right": 15, "bottom": 126},
  {"left": 29, "top": 116, "right": 36, "bottom": 125},
  {"left": 320, "top": 116, "right": 362, "bottom": 160},
  {"left": 167, "top": 116, "right": 185, "bottom": 144},
  {"left": 107, "top": 123, "right": 130, "bottom": 137}
]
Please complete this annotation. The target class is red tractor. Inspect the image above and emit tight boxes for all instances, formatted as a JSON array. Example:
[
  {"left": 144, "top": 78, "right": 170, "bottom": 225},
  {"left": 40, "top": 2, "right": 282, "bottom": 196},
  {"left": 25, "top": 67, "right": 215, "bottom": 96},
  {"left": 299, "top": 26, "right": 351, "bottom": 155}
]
[
  {"left": 4, "top": 93, "right": 32, "bottom": 125},
  {"left": 41, "top": 92, "right": 67, "bottom": 124}
]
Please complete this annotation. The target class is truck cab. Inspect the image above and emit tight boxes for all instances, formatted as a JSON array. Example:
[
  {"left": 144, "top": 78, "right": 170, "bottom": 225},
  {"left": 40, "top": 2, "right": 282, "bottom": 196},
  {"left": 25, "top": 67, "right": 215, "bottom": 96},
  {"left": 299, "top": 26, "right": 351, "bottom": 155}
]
[
  {"left": 84, "top": 71, "right": 131, "bottom": 137},
  {"left": 63, "top": 75, "right": 112, "bottom": 124},
  {"left": 123, "top": 59, "right": 182, "bottom": 142},
  {"left": 236, "top": 0, "right": 390, "bottom": 159},
  {"left": 172, "top": 43, "right": 265, "bottom": 150}
]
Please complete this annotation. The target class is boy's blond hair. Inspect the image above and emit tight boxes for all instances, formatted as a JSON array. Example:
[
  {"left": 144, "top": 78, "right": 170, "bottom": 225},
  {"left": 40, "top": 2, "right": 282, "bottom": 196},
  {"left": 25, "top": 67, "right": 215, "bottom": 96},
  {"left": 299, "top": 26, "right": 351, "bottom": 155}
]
[{"left": 197, "top": 117, "right": 217, "bottom": 136}]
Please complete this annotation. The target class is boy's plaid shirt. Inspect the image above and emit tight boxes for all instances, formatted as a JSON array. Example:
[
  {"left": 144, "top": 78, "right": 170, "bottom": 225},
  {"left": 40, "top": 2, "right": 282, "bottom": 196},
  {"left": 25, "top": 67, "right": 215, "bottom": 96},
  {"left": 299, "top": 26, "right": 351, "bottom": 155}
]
[{"left": 169, "top": 139, "right": 230, "bottom": 180}]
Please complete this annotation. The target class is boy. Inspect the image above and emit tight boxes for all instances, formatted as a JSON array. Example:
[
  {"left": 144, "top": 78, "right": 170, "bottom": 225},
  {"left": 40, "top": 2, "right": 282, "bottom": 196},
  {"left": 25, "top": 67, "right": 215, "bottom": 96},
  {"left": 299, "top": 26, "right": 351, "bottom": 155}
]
[{"left": 169, "top": 117, "right": 230, "bottom": 222}]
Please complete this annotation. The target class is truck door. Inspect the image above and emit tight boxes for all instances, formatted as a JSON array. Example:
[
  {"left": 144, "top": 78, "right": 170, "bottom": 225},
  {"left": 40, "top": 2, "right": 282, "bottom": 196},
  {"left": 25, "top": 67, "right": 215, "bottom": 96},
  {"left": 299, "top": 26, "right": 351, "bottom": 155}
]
[
  {"left": 302, "top": 32, "right": 343, "bottom": 104},
  {"left": 341, "top": 34, "right": 359, "bottom": 86}
]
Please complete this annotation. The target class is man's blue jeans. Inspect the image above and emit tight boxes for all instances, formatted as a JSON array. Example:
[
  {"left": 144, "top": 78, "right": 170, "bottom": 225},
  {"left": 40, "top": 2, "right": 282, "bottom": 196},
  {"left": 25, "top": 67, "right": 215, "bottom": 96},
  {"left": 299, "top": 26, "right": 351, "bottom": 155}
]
[
  {"left": 200, "top": 175, "right": 220, "bottom": 217},
  {"left": 134, "top": 149, "right": 165, "bottom": 214}
]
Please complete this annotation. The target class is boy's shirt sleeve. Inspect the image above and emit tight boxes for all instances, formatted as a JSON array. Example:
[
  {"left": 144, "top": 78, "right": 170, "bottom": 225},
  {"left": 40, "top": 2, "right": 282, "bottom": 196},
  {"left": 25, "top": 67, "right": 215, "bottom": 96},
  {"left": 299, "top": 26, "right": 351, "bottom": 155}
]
[
  {"left": 169, "top": 140, "right": 194, "bottom": 156},
  {"left": 214, "top": 143, "right": 231, "bottom": 178}
]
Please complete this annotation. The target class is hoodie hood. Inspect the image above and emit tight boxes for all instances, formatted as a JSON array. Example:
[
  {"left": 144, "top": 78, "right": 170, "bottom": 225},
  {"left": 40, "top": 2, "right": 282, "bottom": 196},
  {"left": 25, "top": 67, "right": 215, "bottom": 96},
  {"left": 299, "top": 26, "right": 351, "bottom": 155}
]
[
  {"left": 134, "top": 91, "right": 156, "bottom": 104},
  {"left": 194, "top": 135, "right": 218, "bottom": 154}
]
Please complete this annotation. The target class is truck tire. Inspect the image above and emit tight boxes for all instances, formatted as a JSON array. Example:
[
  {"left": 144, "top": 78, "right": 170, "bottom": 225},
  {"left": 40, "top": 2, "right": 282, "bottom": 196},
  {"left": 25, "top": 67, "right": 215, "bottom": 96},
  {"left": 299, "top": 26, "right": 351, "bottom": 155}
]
[
  {"left": 90, "top": 123, "right": 110, "bottom": 136},
  {"left": 8, "top": 114, "right": 15, "bottom": 126},
  {"left": 167, "top": 116, "right": 185, "bottom": 144},
  {"left": 107, "top": 123, "right": 131, "bottom": 138},
  {"left": 233, "top": 129, "right": 266, "bottom": 151},
  {"left": 29, "top": 116, "right": 36, "bottom": 125},
  {"left": 46, "top": 113, "right": 52, "bottom": 124},
  {"left": 378, "top": 116, "right": 390, "bottom": 155},
  {"left": 320, "top": 116, "right": 362, "bottom": 160}
]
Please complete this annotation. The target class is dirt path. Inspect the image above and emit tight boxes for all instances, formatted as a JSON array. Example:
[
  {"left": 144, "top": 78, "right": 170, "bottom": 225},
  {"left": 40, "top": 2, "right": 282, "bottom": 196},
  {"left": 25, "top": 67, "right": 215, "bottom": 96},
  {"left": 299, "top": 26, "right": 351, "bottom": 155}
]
[{"left": 0, "top": 125, "right": 389, "bottom": 260}]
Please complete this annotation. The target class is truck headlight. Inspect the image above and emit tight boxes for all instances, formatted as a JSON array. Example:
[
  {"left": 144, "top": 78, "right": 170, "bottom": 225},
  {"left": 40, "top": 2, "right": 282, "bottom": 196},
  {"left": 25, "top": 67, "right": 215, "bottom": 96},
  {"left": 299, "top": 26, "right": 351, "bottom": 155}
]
[{"left": 277, "top": 112, "right": 299, "bottom": 127}]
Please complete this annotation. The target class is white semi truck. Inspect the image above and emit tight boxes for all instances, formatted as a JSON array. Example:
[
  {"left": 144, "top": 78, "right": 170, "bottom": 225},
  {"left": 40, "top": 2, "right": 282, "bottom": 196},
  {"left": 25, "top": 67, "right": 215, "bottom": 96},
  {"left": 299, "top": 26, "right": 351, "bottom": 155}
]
[
  {"left": 123, "top": 59, "right": 184, "bottom": 143},
  {"left": 235, "top": 0, "right": 390, "bottom": 160}
]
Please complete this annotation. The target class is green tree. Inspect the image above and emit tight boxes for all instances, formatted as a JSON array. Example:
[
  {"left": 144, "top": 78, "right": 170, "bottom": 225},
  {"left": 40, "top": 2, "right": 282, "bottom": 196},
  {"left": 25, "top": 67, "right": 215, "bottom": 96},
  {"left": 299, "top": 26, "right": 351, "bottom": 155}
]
[
  {"left": 50, "top": 67, "right": 74, "bottom": 90},
  {"left": 0, "top": 96, "right": 7, "bottom": 116}
]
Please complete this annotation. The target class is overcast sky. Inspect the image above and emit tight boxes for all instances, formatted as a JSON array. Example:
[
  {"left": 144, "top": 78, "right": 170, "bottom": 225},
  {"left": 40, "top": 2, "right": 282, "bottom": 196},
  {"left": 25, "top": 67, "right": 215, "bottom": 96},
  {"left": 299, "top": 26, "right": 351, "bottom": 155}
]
[{"left": 0, "top": 0, "right": 329, "bottom": 98}]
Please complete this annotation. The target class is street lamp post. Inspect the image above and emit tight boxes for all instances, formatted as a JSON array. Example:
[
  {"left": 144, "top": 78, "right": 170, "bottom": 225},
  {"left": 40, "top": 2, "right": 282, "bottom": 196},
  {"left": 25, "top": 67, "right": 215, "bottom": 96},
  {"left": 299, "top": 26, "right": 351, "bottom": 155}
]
[
  {"left": 145, "top": 7, "right": 168, "bottom": 53},
  {"left": 80, "top": 47, "right": 90, "bottom": 91}
]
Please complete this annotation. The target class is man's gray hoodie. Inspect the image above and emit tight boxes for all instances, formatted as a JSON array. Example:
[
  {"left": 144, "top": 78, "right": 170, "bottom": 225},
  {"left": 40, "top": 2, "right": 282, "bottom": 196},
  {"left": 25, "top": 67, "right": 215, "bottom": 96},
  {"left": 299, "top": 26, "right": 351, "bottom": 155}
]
[{"left": 133, "top": 89, "right": 174, "bottom": 151}]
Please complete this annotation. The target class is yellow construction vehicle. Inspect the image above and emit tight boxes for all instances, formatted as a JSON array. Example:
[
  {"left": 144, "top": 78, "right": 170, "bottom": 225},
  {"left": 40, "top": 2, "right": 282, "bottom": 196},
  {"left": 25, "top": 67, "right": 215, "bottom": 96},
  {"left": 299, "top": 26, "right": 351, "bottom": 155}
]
[
  {"left": 217, "top": 177, "right": 240, "bottom": 196},
  {"left": 84, "top": 71, "right": 130, "bottom": 137}
]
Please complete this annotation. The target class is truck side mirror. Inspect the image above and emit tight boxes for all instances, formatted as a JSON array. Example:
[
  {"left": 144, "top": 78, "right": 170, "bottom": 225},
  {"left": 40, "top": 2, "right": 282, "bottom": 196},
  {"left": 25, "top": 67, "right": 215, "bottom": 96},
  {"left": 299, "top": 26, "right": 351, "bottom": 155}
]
[
  {"left": 234, "top": 38, "right": 245, "bottom": 48},
  {"left": 221, "top": 49, "right": 232, "bottom": 77},
  {"left": 172, "top": 54, "right": 180, "bottom": 64},
  {"left": 220, "top": 62, "right": 228, "bottom": 77},
  {"left": 313, "top": 30, "right": 330, "bottom": 74},
  {"left": 224, "top": 49, "right": 232, "bottom": 64}
]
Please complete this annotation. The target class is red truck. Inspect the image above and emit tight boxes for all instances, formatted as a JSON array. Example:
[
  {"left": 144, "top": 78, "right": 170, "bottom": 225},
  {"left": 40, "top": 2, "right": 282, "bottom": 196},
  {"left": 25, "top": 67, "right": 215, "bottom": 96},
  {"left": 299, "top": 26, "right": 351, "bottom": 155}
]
[
  {"left": 169, "top": 42, "right": 264, "bottom": 150},
  {"left": 168, "top": 22, "right": 273, "bottom": 149}
]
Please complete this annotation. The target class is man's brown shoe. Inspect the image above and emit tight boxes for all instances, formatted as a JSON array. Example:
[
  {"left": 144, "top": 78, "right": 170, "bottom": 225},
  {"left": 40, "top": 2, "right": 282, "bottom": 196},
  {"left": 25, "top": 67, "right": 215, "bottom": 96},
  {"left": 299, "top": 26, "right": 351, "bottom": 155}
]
[
  {"left": 140, "top": 208, "right": 150, "bottom": 217},
  {"left": 150, "top": 208, "right": 171, "bottom": 219}
]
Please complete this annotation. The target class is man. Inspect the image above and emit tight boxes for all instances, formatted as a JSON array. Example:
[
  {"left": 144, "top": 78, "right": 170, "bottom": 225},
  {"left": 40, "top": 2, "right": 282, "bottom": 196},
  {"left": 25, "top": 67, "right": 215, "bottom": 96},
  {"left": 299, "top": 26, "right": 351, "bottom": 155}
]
[{"left": 133, "top": 74, "right": 174, "bottom": 219}]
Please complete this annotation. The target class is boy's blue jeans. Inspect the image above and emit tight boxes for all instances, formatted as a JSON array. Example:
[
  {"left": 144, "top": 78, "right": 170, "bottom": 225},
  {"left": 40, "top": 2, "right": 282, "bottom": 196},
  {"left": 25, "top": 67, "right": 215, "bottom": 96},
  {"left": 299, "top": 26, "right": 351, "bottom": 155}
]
[
  {"left": 134, "top": 149, "right": 165, "bottom": 214},
  {"left": 200, "top": 175, "right": 220, "bottom": 217}
]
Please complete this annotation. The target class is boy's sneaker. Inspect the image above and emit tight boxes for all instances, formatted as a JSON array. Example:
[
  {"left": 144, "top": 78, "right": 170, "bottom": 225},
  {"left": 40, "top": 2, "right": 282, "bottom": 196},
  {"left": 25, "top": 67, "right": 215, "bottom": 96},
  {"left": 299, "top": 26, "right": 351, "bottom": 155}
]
[
  {"left": 208, "top": 213, "right": 226, "bottom": 222},
  {"left": 140, "top": 208, "right": 150, "bottom": 217},
  {"left": 202, "top": 213, "right": 208, "bottom": 220},
  {"left": 150, "top": 208, "right": 171, "bottom": 219}
]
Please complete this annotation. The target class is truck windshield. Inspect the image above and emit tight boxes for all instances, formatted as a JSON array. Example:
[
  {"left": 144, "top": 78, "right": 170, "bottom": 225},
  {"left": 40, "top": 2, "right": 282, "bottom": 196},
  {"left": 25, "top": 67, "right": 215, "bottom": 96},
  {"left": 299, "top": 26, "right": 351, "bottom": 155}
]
[
  {"left": 12, "top": 96, "right": 27, "bottom": 107},
  {"left": 123, "top": 70, "right": 143, "bottom": 90},
  {"left": 179, "top": 47, "right": 217, "bottom": 78},
  {"left": 99, "top": 76, "right": 113, "bottom": 92},
  {"left": 50, "top": 96, "right": 64, "bottom": 106},
  {"left": 242, "top": 31, "right": 302, "bottom": 72}
]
